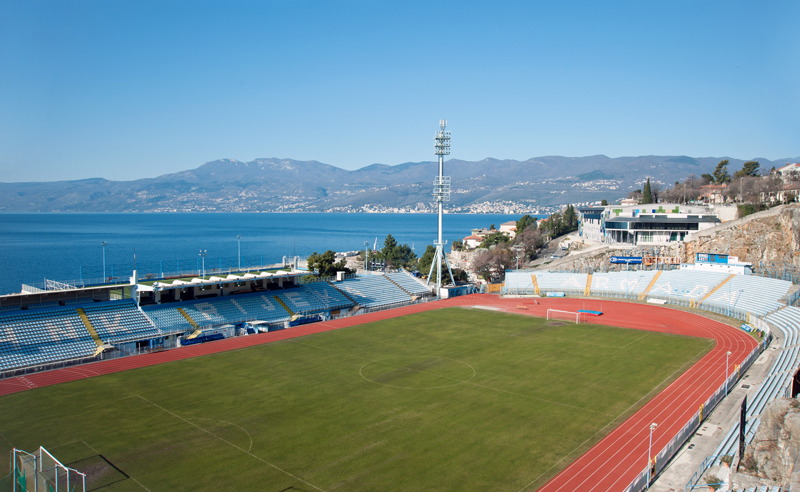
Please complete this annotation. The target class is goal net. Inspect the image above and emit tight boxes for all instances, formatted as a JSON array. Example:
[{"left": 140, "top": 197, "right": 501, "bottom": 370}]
[
  {"left": 546, "top": 309, "right": 581, "bottom": 324},
  {"left": 12, "top": 446, "right": 86, "bottom": 492}
]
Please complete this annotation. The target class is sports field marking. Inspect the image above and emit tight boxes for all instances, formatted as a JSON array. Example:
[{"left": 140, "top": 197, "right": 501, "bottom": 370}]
[
  {"left": 190, "top": 417, "right": 255, "bottom": 453},
  {"left": 131, "top": 394, "right": 324, "bottom": 492},
  {"left": 358, "top": 356, "right": 477, "bottom": 389},
  {"left": 616, "top": 331, "right": 654, "bottom": 349},
  {"left": 517, "top": 340, "right": 715, "bottom": 492},
  {"left": 48, "top": 439, "right": 151, "bottom": 491},
  {"left": 295, "top": 322, "right": 618, "bottom": 416},
  {"left": 58, "top": 367, "right": 103, "bottom": 379},
  {"left": 466, "top": 305, "right": 503, "bottom": 311}
]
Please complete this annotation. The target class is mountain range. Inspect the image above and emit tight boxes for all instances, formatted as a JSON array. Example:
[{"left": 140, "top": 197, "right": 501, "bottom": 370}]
[{"left": 1, "top": 155, "right": 796, "bottom": 213}]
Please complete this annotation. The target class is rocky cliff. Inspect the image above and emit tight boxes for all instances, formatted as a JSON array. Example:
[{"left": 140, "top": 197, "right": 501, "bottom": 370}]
[
  {"left": 683, "top": 205, "right": 800, "bottom": 268},
  {"left": 540, "top": 204, "right": 800, "bottom": 273},
  {"left": 731, "top": 397, "right": 800, "bottom": 490}
]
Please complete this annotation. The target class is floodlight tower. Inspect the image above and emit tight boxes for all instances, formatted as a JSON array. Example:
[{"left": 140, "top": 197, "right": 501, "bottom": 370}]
[{"left": 428, "top": 120, "right": 456, "bottom": 295}]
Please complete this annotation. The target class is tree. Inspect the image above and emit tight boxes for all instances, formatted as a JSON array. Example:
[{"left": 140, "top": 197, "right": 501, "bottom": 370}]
[
  {"left": 563, "top": 204, "right": 578, "bottom": 231},
  {"left": 600, "top": 199, "right": 608, "bottom": 206},
  {"left": 379, "top": 234, "right": 417, "bottom": 270},
  {"left": 417, "top": 245, "right": 435, "bottom": 278},
  {"left": 641, "top": 178, "right": 654, "bottom": 204},
  {"left": 479, "top": 231, "right": 510, "bottom": 248},
  {"left": 307, "top": 250, "right": 351, "bottom": 277},
  {"left": 418, "top": 244, "right": 452, "bottom": 283},
  {"left": 471, "top": 247, "right": 513, "bottom": 282},
  {"left": 628, "top": 189, "right": 643, "bottom": 202},
  {"left": 733, "top": 160, "right": 760, "bottom": 180},
  {"left": 516, "top": 214, "right": 538, "bottom": 234},
  {"left": 712, "top": 159, "right": 731, "bottom": 184},
  {"left": 513, "top": 227, "right": 544, "bottom": 260}
]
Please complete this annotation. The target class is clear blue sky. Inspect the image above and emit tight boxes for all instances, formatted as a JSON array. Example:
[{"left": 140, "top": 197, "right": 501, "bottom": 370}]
[{"left": 1, "top": 0, "right": 798, "bottom": 182}]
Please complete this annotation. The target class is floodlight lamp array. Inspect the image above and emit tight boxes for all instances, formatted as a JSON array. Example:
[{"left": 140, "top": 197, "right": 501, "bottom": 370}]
[
  {"left": 433, "top": 176, "right": 451, "bottom": 201},
  {"left": 434, "top": 120, "right": 451, "bottom": 156}
]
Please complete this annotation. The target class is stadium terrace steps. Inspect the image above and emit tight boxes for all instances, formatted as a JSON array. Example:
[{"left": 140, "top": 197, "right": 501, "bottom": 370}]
[
  {"left": 646, "top": 270, "right": 730, "bottom": 303},
  {"left": 0, "top": 306, "right": 97, "bottom": 371},
  {"left": 1, "top": 275, "right": 416, "bottom": 373},
  {"left": 177, "top": 308, "right": 201, "bottom": 337},
  {"left": 385, "top": 272, "right": 433, "bottom": 297},
  {"left": 590, "top": 270, "right": 658, "bottom": 297},
  {"left": 638, "top": 270, "right": 663, "bottom": 300},
  {"left": 76, "top": 308, "right": 103, "bottom": 347},
  {"left": 302, "top": 282, "right": 354, "bottom": 311},
  {"left": 331, "top": 274, "right": 412, "bottom": 309},
  {"left": 697, "top": 274, "right": 736, "bottom": 305},
  {"left": 699, "top": 275, "right": 791, "bottom": 317},
  {"left": 711, "top": 306, "right": 800, "bottom": 466},
  {"left": 272, "top": 295, "right": 295, "bottom": 317},
  {"left": 81, "top": 300, "right": 163, "bottom": 344}
]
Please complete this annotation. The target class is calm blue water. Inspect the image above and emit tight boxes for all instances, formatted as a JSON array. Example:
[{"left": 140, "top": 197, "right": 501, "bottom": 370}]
[{"left": 0, "top": 213, "right": 522, "bottom": 295}]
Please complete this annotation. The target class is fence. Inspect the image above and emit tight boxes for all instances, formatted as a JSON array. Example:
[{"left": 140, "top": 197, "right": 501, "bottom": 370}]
[
  {"left": 19, "top": 259, "right": 295, "bottom": 293},
  {"left": 1, "top": 353, "right": 99, "bottom": 380},
  {"left": 623, "top": 332, "right": 771, "bottom": 491}
]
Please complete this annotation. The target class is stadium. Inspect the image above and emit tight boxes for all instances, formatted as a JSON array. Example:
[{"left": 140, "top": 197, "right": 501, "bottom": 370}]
[{"left": 2, "top": 259, "right": 799, "bottom": 491}]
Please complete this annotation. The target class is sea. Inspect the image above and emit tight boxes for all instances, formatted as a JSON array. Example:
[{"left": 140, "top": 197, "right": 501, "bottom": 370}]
[{"left": 0, "top": 213, "right": 525, "bottom": 295}]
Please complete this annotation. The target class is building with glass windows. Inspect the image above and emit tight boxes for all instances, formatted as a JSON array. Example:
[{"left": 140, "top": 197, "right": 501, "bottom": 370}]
[{"left": 577, "top": 204, "right": 721, "bottom": 246}]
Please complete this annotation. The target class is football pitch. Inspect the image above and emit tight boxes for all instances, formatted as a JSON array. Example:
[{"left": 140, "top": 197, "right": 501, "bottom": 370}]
[{"left": 0, "top": 307, "right": 713, "bottom": 491}]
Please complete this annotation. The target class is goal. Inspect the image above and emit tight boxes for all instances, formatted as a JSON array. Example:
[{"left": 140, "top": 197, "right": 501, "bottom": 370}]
[
  {"left": 546, "top": 309, "right": 581, "bottom": 324},
  {"left": 12, "top": 446, "right": 86, "bottom": 492}
]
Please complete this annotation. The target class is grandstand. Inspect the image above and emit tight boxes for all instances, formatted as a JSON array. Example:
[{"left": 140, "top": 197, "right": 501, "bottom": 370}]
[
  {"left": 4, "top": 256, "right": 798, "bottom": 491},
  {"left": 0, "top": 271, "right": 433, "bottom": 377},
  {"left": 708, "top": 306, "right": 800, "bottom": 468},
  {"left": 0, "top": 306, "right": 98, "bottom": 373},
  {"left": 504, "top": 266, "right": 800, "bottom": 490},
  {"left": 591, "top": 269, "right": 658, "bottom": 298},
  {"left": 699, "top": 274, "right": 792, "bottom": 317},
  {"left": 646, "top": 269, "right": 730, "bottom": 303},
  {"left": 331, "top": 274, "right": 417, "bottom": 309}
]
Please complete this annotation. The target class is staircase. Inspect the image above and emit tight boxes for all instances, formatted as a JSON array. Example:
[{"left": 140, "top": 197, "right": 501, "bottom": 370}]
[
  {"left": 639, "top": 270, "right": 663, "bottom": 300},
  {"left": 177, "top": 307, "right": 203, "bottom": 339},
  {"left": 76, "top": 308, "right": 104, "bottom": 355}
]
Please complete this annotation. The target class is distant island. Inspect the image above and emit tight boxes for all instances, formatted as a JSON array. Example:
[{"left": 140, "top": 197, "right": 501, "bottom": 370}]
[{"left": 0, "top": 155, "right": 796, "bottom": 213}]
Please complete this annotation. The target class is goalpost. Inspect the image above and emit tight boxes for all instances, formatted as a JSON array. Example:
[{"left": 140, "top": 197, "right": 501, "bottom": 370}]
[
  {"left": 546, "top": 309, "right": 581, "bottom": 324},
  {"left": 12, "top": 446, "right": 86, "bottom": 492}
]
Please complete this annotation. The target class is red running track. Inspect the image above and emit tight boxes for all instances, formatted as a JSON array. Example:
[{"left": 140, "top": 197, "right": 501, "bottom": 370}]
[{"left": 0, "top": 295, "right": 756, "bottom": 491}]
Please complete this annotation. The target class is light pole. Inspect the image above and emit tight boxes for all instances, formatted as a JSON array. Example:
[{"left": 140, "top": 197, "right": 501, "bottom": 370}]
[
  {"left": 647, "top": 422, "right": 658, "bottom": 484},
  {"left": 725, "top": 351, "right": 732, "bottom": 394},
  {"left": 512, "top": 245, "right": 523, "bottom": 270},
  {"left": 199, "top": 250, "right": 207, "bottom": 278},
  {"left": 236, "top": 235, "right": 242, "bottom": 271},
  {"left": 101, "top": 241, "right": 108, "bottom": 281}
]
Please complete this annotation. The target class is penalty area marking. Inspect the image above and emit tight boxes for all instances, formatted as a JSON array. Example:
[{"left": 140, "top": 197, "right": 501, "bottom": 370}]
[
  {"left": 130, "top": 394, "right": 323, "bottom": 492},
  {"left": 189, "top": 417, "right": 255, "bottom": 453}
]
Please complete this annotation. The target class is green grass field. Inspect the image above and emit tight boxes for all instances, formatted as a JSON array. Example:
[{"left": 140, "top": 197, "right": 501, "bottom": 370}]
[{"left": 0, "top": 308, "right": 713, "bottom": 491}]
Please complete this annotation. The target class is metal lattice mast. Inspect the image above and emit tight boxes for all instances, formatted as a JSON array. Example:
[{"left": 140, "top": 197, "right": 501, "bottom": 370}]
[{"left": 428, "top": 120, "right": 456, "bottom": 295}]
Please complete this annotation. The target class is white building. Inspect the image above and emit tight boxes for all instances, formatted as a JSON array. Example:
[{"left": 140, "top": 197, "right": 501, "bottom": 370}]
[{"left": 578, "top": 204, "right": 721, "bottom": 246}]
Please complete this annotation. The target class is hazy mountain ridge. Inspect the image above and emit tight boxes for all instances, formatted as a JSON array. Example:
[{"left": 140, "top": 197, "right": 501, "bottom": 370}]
[{"left": 0, "top": 156, "right": 796, "bottom": 213}]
